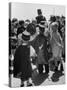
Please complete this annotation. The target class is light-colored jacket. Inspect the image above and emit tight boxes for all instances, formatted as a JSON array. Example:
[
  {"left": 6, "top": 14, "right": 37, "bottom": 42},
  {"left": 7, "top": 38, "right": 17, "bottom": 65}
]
[{"left": 50, "top": 31, "right": 63, "bottom": 59}]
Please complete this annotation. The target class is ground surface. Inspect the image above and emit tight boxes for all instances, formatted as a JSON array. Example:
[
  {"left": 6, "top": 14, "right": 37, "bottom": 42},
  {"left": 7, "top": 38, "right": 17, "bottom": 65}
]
[{"left": 10, "top": 65, "right": 65, "bottom": 87}]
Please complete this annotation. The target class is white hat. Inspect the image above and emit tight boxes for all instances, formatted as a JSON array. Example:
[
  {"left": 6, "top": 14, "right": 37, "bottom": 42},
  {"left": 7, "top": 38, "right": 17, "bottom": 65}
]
[{"left": 51, "top": 22, "right": 58, "bottom": 26}]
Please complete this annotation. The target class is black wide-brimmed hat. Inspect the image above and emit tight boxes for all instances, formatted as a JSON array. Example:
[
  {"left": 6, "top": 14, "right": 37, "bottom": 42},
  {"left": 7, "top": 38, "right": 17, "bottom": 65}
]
[{"left": 22, "top": 30, "right": 30, "bottom": 41}]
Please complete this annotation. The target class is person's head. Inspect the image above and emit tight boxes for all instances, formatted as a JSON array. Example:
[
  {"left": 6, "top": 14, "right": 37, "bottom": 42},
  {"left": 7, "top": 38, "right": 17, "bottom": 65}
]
[
  {"left": 17, "top": 26, "right": 25, "bottom": 36},
  {"left": 24, "top": 19, "right": 30, "bottom": 28},
  {"left": 19, "top": 20, "right": 24, "bottom": 27},
  {"left": 12, "top": 18, "right": 18, "bottom": 24},
  {"left": 51, "top": 22, "right": 58, "bottom": 32},
  {"left": 49, "top": 15, "right": 56, "bottom": 23},
  {"left": 22, "top": 30, "right": 30, "bottom": 44},
  {"left": 37, "top": 9, "right": 42, "bottom": 16},
  {"left": 32, "top": 20, "right": 37, "bottom": 26},
  {"left": 56, "top": 16, "right": 60, "bottom": 21},
  {"left": 27, "top": 23, "right": 36, "bottom": 36}
]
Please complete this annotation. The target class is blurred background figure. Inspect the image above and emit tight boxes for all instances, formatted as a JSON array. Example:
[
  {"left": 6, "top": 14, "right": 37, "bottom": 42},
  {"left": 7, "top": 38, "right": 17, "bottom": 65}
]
[{"left": 36, "top": 9, "right": 46, "bottom": 24}]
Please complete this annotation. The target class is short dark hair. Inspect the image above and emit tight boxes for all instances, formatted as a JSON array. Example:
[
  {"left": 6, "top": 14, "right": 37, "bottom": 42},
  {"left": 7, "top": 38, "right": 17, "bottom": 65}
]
[{"left": 27, "top": 23, "right": 36, "bottom": 35}]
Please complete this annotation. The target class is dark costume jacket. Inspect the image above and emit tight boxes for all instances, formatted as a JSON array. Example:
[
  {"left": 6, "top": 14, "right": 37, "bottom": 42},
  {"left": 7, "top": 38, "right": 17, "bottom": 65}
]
[
  {"left": 36, "top": 15, "right": 46, "bottom": 24},
  {"left": 30, "top": 34, "right": 49, "bottom": 64},
  {"left": 13, "top": 45, "right": 32, "bottom": 81}
]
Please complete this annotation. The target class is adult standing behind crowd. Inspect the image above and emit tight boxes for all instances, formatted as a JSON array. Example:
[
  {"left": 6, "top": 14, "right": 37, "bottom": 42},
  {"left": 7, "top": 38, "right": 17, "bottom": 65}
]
[{"left": 36, "top": 9, "right": 46, "bottom": 24}]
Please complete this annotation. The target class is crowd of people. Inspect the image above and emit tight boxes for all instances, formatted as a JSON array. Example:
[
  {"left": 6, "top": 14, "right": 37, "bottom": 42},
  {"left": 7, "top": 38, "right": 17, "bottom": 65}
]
[{"left": 9, "top": 9, "right": 65, "bottom": 87}]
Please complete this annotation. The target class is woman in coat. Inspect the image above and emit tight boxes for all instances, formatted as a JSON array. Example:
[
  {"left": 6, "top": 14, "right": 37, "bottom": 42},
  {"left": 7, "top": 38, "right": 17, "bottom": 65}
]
[
  {"left": 49, "top": 22, "right": 64, "bottom": 72},
  {"left": 13, "top": 30, "right": 33, "bottom": 87}
]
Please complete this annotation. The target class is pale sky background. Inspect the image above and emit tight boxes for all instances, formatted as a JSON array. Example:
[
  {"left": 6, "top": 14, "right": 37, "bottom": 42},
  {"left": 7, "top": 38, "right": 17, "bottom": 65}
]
[{"left": 11, "top": 3, "right": 65, "bottom": 21}]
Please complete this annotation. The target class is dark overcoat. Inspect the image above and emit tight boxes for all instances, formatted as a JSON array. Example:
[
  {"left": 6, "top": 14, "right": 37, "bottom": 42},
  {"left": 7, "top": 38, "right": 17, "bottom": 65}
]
[
  {"left": 30, "top": 34, "right": 49, "bottom": 64},
  {"left": 13, "top": 45, "right": 32, "bottom": 81}
]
